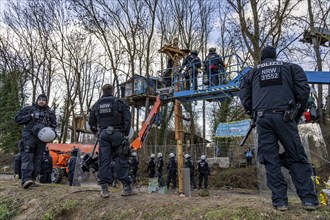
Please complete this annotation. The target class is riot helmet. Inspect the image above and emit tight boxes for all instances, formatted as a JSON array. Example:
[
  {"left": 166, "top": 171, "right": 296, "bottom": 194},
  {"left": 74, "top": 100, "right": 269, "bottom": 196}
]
[
  {"left": 169, "top": 153, "right": 175, "bottom": 158},
  {"left": 150, "top": 154, "right": 155, "bottom": 158},
  {"left": 184, "top": 154, "right": 190, "bottom": 159},
  {"left": 157, "top": 152, "right": 163, "bottom": 158},
  {"left": 209, "top": 48, "right": 216, "bottom": 53},
  {"left": 191, "top": 50, "right": 198, "bottom": 56},
  {"left": 131, "top": 152, "right": 137, "bottom": 157},
  {"left": 201, "top": 155, "right": 206, "bottom": 160}
]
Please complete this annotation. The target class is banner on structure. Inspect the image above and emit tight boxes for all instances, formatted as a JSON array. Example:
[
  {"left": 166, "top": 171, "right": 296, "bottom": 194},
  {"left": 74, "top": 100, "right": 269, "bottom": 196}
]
[{"left": 215, "top": 119, "right": 251, "bottom": 137}]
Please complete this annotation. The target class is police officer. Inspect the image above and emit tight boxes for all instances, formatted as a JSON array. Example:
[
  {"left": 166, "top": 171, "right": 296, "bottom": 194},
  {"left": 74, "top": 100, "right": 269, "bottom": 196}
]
[
  {"left": 239, "top": 46, "right": 319, "bottom": 211},
  {"left": 89, "top": 84, "right": 136, "bottom": 198},
  {"left": 166, "top": 153, "right": 177, "bottom": 189},
  {"left": 156, "top": 152, "right": 164, "bottom": 187},
  {"left": 203, "top": 48, "right": 225, "bottom": 86},
  {"left": 181, "top": 50, "right": 202, "bottom": 90},
  {"left": 198, "top": 155, "right": 210, "bottom": 190},
  {"left": 184, "top": 154, "right": 197, "bottom": 190},
  {"left": 14, "top": 94, "right": 57, "bottom": 189},
  {"left": 147, "top": 154, "right": 156, "bottom": 178},
  {"left": 68, "top": 148, "right": 80, "bottom": 186},
  {"left": 129, "top": 152, "right": 139, "bottom": 184},
  {"left": 39, "top": 147, "right": 53, "bottom": 183}
]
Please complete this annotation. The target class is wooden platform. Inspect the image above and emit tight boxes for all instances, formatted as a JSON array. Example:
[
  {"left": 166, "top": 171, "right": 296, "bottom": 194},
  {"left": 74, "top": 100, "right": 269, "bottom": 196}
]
[{"left": 125, "top": 94, "right": 158, "bottom": 107}]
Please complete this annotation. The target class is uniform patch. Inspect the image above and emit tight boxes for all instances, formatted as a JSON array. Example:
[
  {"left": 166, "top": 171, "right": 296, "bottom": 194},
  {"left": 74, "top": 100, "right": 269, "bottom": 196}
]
[{"left": 258, "top": 61, "right": 283, "bottom": 87}]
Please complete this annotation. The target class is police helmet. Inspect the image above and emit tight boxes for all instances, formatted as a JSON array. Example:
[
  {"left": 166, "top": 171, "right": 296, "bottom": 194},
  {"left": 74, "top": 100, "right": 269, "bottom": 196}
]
[
  {"left": 150, "top": 154, "right": 155, "bottom": 158},
  {"left": 37, "top": 127, "right": 56, "bottom": 143},
  {"left": 201, "top": 155, "right": 206, "bottom": 160},
  {"left": 157, "top": 152, "right": 163, "bottom": 158},
  {"left": 169, "top": 153, "right": 175, "bottom": 158},
  {"left": 191, "top": 50, "right": 198, "bottom": 55},
  {"left": 184, "top": 154, "right": 190, "bottom": 159},
  {"left": 132, "top": 152, "right": 137, "bottom": 157},
  {"left": 209, "top": 48, "right": 216, "bottom": 53}
]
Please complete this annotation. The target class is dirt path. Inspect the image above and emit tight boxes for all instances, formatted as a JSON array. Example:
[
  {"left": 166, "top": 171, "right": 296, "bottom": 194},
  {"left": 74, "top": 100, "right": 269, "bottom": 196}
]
[{"left": 0, "top": 179, "right": 329, "bottom": 220}]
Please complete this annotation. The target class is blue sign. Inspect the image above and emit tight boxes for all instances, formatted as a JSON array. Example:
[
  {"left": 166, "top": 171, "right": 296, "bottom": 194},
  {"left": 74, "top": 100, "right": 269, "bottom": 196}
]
[{"left": 215, "top": 119, "right": 251, "bottom": 137}]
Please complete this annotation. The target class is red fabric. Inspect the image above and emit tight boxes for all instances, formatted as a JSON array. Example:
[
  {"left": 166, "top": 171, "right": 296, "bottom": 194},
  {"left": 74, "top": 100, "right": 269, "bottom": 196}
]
[
  {"left": 210, "top": 64, "right": 216, "bottom": 69},
  {"left": 304, "top": 111, "right": 311, "bottom": 122}
]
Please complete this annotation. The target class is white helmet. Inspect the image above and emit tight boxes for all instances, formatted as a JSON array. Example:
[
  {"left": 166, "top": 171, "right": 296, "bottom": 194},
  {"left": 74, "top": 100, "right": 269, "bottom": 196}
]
[
  {"left": 201, "top": 155, "right": 206, "bottom": 160},
  {"left": 37, "top": 127, "right": 56, "bottom": 143},
  {"left": 150, "top": 154, "right": 155, "bottom": 158},
  {"left": 184, "top": 154, "right": 190, "bottom": 159},
  {"left": 157, "top": 152, "right": 162, "bottom": 158},
  {"left": 131, "top": 152, "right": 137, "bottom": 157},
  {"left": 169, "top": 153, "right": 175, "bottom": 158}
]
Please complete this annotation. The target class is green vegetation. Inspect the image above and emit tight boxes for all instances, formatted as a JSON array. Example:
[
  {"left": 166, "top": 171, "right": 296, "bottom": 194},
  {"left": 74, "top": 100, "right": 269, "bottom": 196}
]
[
  {"left": 0, "top": 196, "right": 21, "bottom": 220},
  {"left": 43, "top": 199, "right": 79, "bottom": 220},
  {"left": 0, "top": 71, "right": 22, "bottom": 153}
]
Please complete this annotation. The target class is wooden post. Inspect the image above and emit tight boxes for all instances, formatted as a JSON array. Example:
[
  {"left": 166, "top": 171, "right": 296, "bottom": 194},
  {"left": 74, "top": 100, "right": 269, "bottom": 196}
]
[{"left": 174, "top": 99, "right": 184, "bottom": 194}]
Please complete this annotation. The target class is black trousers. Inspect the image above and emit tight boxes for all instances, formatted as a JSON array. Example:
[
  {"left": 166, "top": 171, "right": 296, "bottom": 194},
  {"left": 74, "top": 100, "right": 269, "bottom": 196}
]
[{"left": 257, "top": 113, "right": 318, "bottom": 207}]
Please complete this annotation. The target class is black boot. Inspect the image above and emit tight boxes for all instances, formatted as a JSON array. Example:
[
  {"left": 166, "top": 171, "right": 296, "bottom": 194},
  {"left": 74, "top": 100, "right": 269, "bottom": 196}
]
[
  {"left": 121, "top": 184, "right": 138, "bottom": 196},
  {"left": 100, "top": 184, "right": 109, "bottom": 198}
]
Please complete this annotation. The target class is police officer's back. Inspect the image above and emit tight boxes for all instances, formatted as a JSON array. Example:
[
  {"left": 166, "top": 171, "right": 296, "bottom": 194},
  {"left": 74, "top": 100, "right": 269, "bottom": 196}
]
[
  {"left": 129, "top": 152, "right": 139, "bottom": 184},
  {"left": 239, "top": 46, "right": 319, "bottom": 211},
  {"left": 166, "top": 153, "right": 177, "bottom": 189},
  {"left": 147, "top": 154, "right": 156, "bottom": 178},
  {"left": 198, "top": 155, "right": 210, "bottom": 190},
  {"left": 68, "top": 148, "right": 79, "bottom": 186},
  {"left": 182, "top": 50, "right": 202, "bottom": 90},
  {"left": 185, "top": 154, "right": 197, "bottom": 190},
  {"left": 156, "top": 152, "right": 164, "bottom": 187},
  {"left": 203, "top": 48, "right": 225, "bottom": 86},
  {"left": 89, "top": 84, "right": 136, "bottom": 198}
]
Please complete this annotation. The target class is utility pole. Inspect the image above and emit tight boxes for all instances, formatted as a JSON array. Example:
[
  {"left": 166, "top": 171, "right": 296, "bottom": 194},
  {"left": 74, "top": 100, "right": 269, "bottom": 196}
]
[{"left": 158, "top": 38, "right": 190, "bottom": 195}]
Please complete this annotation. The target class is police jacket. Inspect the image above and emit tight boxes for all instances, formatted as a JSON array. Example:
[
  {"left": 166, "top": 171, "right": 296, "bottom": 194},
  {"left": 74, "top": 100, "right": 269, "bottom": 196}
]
[
  {"left": 156, "top": 157, "right": 163, "bottom": 173},
  {"left": 89, "top": 94, "right": 131, "bottom": 135},
  {"left": 239, "top": 58, "right": 310, "bottom": 113},
  {"left": 15, "top": 103, "right": 57, "bottom": 138},
  {"left": 198, "top": 160, "right": 210, "bottom": 175},
  {"left": 182, "top": 54, "right": 202, "bottom": 70},
  {"left": 40, "top": 152, "right": 53, "bottom": 174},
  {"left": 185, "top": 158, "right": 195, "bottom": 172},
  {"left": 203, "top": 52, "right": 224, "bottom": 72},
  {"left": 147, "top": 158, "right": 156, "bottom": 172},
  {"left": 167, "top": 157, "right": 177, "bottom": 173}
]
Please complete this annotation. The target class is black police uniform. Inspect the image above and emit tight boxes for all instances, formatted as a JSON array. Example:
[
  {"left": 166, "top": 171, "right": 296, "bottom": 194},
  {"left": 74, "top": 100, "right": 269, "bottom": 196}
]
[
  {"left": 156, "top": 156, "right": 164, "bottom": 187},
  {"left": 68, "top": 149, "right": 79, "bottom": 186},
  {"left": 14, "top": 98, "right": 57, "bottom": 185},
  {"left": 89, "top": 94, "right": 131, "bottom": 188},
  {"left": 185, "top": 157, "right": 197, "bottom": 189},
  {"left": 147, "top": 158, "right": 156, "bottom": 178},
  {"left": 13, "top": 153, "right": 22, "bottom": 179},
  {"left": 166, "top": 157, "right": 177, "bottom": 188},
  {"left": 181, "top": 52, "right": 202, "bottom": 90},
  {"left": 198, "top": 159, "right": 210, "bottom": 189},
  {"left": 129, "top": 156, "right": 139, "bottom": 184},
  {"left": 203, "top": 52, "right": 225, "bottom": 86},
  {"left": 239, "top": 46, "right": 319, "bottom": 207},
  {"left": 40, "top": 150, "right": 53, "bottom": 183}
]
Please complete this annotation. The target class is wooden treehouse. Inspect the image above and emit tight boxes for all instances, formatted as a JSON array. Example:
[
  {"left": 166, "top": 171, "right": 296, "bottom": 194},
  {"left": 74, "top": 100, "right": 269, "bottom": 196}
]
[{"left": 119, "top": 74, "right": 162, "bottom": 107}]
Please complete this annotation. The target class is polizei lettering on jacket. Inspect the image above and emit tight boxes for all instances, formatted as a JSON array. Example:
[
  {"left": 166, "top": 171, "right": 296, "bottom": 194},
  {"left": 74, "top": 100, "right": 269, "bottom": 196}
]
[{"left": 257, "top": 61, "right": 283, "bottom": 87}]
